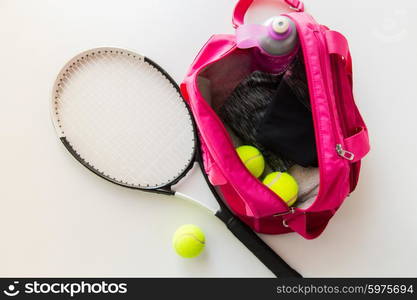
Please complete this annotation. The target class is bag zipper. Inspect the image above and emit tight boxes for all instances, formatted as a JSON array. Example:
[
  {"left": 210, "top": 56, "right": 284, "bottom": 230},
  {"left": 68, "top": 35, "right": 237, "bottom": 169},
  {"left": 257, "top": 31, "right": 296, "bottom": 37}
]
[
  {"left": 314, "top": 28, "right": 356, "bottom": 193},
  {"left": 313, "top": 29, "right": 352, "bottom": 162},
  {"left": 332, "top": 54, "right": 358, "bottom": 189},
  {"left": 336, "top": 144, "right": 355, "bottom": 161}
]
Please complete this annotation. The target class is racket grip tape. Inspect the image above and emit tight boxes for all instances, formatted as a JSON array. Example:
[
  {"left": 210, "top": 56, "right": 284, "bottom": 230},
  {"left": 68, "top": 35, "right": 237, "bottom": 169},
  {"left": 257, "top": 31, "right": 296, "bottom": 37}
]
[{"left": 215, "top": 208, "right": 301, "bottom": 278}]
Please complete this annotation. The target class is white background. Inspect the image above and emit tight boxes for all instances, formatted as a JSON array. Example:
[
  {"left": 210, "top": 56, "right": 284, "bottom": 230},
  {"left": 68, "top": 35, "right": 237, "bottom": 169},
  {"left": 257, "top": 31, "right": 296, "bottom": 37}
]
[{"left": 0, "top": 0, "right": 416, "bottom": 277}]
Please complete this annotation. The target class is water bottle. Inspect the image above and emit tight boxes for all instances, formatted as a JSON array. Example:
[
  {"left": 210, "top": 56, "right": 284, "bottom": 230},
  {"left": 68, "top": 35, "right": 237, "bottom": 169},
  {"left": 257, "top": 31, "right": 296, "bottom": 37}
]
[{"left": 236, "top": 15, "right": 299, "bottom": 73}]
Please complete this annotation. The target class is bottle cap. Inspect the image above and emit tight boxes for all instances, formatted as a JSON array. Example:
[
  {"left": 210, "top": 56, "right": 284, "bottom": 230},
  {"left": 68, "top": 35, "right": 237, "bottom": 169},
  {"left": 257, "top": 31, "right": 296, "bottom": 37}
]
[{"left": 272, "top": 16, "right": 290, "bottom": 34}]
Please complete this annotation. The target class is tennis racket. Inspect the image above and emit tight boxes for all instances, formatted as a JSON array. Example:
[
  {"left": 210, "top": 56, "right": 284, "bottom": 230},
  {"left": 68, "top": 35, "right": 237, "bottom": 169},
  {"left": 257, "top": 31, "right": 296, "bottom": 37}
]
[{"left": 51, "top": 47, "right": 300, "bottom": 278}]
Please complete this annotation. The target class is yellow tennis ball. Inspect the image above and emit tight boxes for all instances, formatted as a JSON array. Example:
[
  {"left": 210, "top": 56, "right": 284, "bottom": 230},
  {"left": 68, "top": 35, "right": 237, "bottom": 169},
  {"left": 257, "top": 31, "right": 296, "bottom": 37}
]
[
  {"left": 172, "top": 224, "right": 205, "bottom": 258},
  {"left": 236, "top": 145, "right": 265, "bottom": 178},
  {"left": 263, "top": 172, "right": 299, "bottom": 206}
]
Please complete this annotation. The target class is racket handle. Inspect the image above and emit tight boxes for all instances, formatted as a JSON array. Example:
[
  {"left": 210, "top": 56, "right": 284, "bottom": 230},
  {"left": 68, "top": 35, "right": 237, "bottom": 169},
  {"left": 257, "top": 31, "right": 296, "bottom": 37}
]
[{"left": 215, "top": 208, "right": 301, "bottom": 278}]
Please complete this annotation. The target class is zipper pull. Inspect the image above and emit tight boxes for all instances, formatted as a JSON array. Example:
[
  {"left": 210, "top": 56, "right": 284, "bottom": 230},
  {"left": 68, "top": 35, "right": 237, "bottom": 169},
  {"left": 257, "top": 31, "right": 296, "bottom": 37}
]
[{"left": 336, "top": 144, "right": 355, "bottom": 161}]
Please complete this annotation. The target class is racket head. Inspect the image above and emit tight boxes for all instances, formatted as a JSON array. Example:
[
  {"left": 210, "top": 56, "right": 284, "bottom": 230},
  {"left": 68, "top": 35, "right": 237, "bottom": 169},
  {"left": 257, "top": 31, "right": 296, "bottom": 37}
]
[{"left": 51, "top": 47, "right": 197, "bottom": 192}]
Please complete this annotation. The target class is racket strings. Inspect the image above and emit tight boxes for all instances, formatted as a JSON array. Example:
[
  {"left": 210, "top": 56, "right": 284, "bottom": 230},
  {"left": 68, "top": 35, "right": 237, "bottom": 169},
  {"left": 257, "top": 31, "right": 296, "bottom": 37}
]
[{"left": 53, "top": 48, "right": 195, "bottom": 188}]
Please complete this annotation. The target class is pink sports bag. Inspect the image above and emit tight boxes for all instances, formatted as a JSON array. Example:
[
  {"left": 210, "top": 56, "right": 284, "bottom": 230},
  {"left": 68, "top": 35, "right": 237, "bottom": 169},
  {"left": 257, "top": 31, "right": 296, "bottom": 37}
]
[{"left": 181, "top": 0, "right": 370, "bottom": 240}]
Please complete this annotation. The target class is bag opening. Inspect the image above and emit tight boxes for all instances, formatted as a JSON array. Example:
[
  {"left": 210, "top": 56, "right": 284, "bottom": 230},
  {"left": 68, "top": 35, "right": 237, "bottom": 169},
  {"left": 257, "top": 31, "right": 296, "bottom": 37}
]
[{"left": 196, "top": 46, "right": 320, "bottom": 210}]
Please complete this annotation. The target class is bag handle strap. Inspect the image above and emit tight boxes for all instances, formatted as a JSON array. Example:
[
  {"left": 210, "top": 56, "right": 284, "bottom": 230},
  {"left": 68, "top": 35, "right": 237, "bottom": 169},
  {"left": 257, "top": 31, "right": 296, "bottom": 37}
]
[{"left": 233, "top": 0, "right": 305, "bottom": 28}]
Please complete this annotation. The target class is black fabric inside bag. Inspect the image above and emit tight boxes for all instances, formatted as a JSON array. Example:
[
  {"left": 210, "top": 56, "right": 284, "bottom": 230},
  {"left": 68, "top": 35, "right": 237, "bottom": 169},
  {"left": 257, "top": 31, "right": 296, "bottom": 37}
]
[
  {"left": 218, "top": 71, "right": 294, "bottom": 172},
  {"left": 255, "top": 77, "right": 318, "bottom": 167}
]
